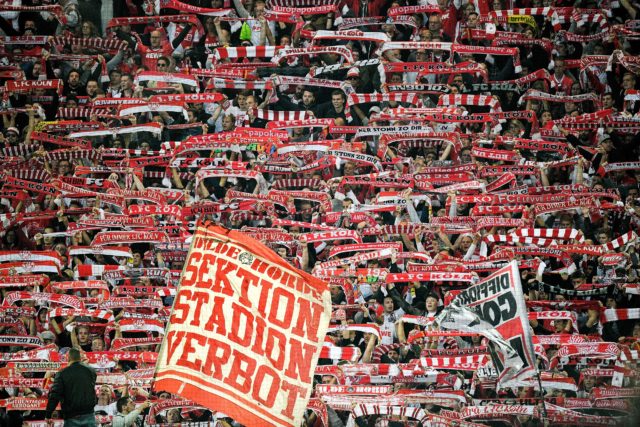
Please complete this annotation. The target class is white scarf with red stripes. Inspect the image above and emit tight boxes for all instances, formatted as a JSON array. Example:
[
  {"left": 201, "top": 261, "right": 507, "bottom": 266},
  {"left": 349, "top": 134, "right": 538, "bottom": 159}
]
[
  {"left": 210, "top": 45, "right": 281, "bottom": 62},
  {"left": 134, "top": 71, "right": 199, "bottom": 89}
]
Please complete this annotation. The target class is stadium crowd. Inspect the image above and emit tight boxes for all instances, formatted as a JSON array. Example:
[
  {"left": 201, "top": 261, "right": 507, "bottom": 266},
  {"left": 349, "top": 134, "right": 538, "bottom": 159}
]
[{"left": 1, "top": 0, "right": 640, "bottom": 425}]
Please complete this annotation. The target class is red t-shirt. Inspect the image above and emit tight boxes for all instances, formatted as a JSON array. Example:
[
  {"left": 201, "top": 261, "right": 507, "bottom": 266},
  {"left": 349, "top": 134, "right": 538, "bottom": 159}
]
[
  {"left": 550, "top": 73, "right": 574, "bottom": 95},
  {"left": 137, "top": 42, "right": 173, "bottom": 71}
]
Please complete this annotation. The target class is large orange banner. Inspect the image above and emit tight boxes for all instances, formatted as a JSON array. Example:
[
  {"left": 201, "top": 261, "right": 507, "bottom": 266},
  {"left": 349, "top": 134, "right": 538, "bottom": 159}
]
[{"left": 153, "top": 222, "right": 332, "bottom": 426}]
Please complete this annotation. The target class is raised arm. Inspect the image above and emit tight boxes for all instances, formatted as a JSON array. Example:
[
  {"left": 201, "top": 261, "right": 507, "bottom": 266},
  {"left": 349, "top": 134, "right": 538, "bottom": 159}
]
[
  {"left": 171, "top": 23, "right": 193, "bottom": 50},
  {"left": 233, "top": 0, "right": 251, "bottom": 18}
]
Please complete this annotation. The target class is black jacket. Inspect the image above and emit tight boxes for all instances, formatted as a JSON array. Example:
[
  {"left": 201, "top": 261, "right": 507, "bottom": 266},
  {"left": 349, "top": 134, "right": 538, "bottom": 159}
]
[{"left": 45, "top": 362, "right": 97, "bottom": 419}]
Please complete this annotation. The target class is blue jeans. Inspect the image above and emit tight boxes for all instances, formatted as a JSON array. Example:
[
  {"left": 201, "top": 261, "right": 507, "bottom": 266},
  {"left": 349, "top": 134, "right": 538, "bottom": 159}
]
[{"left": 64, "top": 413, "right": 96, "bottom": 427}]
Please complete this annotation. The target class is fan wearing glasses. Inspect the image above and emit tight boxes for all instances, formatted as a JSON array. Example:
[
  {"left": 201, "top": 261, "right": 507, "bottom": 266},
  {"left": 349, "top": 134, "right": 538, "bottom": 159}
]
[
  {"left": 156, "top": 58, "right": 172, "bottom": 72},
  {"left": 150, "top": 57, "right": 184, "bottom": 93}
]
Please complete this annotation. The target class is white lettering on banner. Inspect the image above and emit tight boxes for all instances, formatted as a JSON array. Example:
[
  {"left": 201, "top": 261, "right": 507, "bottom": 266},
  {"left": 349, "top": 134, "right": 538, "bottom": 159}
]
[
  {"left": 11, "top": 80, "right": 53, "bottom": 88},
  {"left": 462, "top": 405, "right": 535, "bottom": 418},
  {"left": 355, "top": 125, "right": 431, "bottom": 137},
  {"left": 315, "top": 385, "right": 392, "bottom": 394},
  {"left": 85, "top": 178, "right": 104, "bottom": 186},
  {"left": 300, "top": 230, "right": 357, "bottom": 243},
  {"left": 154, "top": 224, "right": 331, "bottom": 427},
  {"left": 128, "top": 205, "right": 182, "bottom": 216}
]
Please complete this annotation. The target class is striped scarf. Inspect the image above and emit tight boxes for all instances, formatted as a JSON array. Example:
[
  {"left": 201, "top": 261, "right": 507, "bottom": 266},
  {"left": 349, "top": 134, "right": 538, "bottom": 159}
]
[
  {"left": 485, "top": 228, "right": 584, "bottom": 245},
  {"left": 269, "top": 178, "right": 324, "bottom": 190},
  {"left": 249, "top": 109, "right": 307, "bottom": 121},
  {"left": 271, "top": 45, "right": 354, "bottom": 64},
  {"left": 311, "top": 30, "right": 390, "bottom": 44},
  {"left": 319, "top": 345, "right": 361, "bottom": 361},
  {"left": 209, "top": 77, "right": 273, "bottom": 90},
  {"left": 0, "top": 4, "right": 67, "bottom": 24},
  {"left": 51, "top": 36, "right": 127, "bottom": 51},
  {"left": 44, "top": 149, "right": 100, "bottom": 163},
  {"left": 386, "top": 271, "right": 478, "bottom": 284},
  {"left": 159, "top": 0, "right": 231, "bottom": 16},
  {"left": 520, "top": 89, "right": 602, "bottom": 108},
  {"left": 487, "top": 7, "right": 561, "bottom": 31},
  {"left": 210, "top": 45, "right": 281, "bottom": 62},
  {"left": 134, "top": 72, "right": 199, "bottom": 88},
  {"left": 347, "top": 93, "right": 420, "bottom": 113},
  {"left": 439, "top": 94, "right": 501, "bottom": 111},
  {"left": 451, "top": 44, "right": 521, "bottom": 73},
  {"left": 601, "top": 308, "right": 640, "bottom": 323},
  {"left": 48, "top": 308, "right": 113, "bottom": 322},
  {"left": 0, "top": 144, "right": 41, "bottom": 157}
]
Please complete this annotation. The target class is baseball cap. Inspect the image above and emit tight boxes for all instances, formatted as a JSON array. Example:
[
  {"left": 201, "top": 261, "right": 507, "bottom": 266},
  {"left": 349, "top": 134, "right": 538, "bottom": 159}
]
[{"left": 6, "top": 127, "right": 19, "bottom": 136}]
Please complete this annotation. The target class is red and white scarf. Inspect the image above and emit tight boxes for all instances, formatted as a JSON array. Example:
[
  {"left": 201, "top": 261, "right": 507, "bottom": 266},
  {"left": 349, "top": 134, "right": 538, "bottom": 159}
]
[
  {"left": 0, "top": 4, "right": 67, "bottom": 24},
  {"left": 387, "top": 5, "right": 441, "bottom": 16},
  {"left": 487, "top": 7, "right": 560, "bottom": 31},
  {"left": 157, "top": 0, "right": 231, "bottom": 16},
  {"left": 521, "top": 89, "right": 602, "bottom": 108},
  {"left": 438, "top": 94, "right": 500, "bottom": 111},
  {"left": 51, "top": 36, "right": 127, "bottom": 52},
  {"left": 210, "top": 45, "right": 281, "bottom": 62},
  {"left": 68, "top": 123, "right": 163, "bottom": 138},
  {"left": 117, "top": 102, "right": 189, "bottom": 120},
  {"left": 134, "top": 72, "right": 199, "bottom": 89},
  {"left": 2, "top": 292, "right": 85, "bottom": 309},
  {"left": 209, "top": 77, "right": 273, "bottom": 91},
  {"left": 91, "top": 231, "right": 170, "bottom": 246},
  {"left": 386, "top": 272, "right": 478, "bottom": 284},
  {"left": 452, "top": 44, "right": 521, "bottom": 73},
  {"left": 319, "top": 345, "right": 361, "bottom": 361},
  {"left": 312, "top": 30, "right": 390, "bottom": 45},
  {"left": 601, "top": 308, "right": 640, "bottom": 323},
  {"left": 271, "top": 46, "right": 354, "bottom": 64}
]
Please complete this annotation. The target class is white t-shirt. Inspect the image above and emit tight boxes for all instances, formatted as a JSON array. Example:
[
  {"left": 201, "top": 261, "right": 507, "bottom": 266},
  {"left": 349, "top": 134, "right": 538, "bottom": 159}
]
[
  {"left": 224, "top": 104, "right": 246, "bottom": 128},
  {"left": 247, "top": 18, "right": 277, "bottom": 47},
  {"left": 95, "top": 401, "right": 118, "bottom": 417},
  {"left": 380, "top": 308, "right": 405, "bottom": 345}
]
